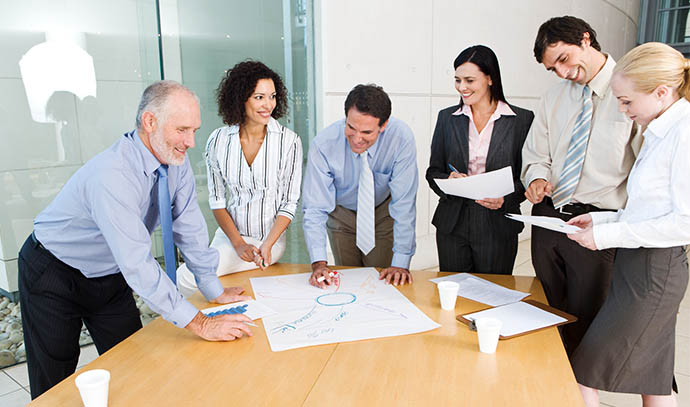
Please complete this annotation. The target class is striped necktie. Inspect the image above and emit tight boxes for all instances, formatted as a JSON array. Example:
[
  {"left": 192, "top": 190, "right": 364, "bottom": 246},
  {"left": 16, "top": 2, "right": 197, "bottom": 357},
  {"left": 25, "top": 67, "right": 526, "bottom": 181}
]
[
  {"left": 551, "top": 85, "right": 593, "bottom": 209},
  {"left": 356, "top": 152, "right": 375, "bottom": 255},
  {"left": 156, "top": 165, "right": 177, "bottom": 283}
]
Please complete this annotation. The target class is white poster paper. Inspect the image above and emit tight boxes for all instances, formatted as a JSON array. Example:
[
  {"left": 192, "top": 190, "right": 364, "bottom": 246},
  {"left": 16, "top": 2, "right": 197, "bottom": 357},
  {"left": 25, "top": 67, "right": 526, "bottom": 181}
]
[{"left": 250, "top": 268, "right": 440, "bottom": 352}]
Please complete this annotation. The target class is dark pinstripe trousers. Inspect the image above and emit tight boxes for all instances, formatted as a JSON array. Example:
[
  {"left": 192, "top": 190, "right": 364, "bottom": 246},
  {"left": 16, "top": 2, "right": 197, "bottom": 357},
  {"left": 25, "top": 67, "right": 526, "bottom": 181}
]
[
  {"left": 436, "top": 201, "right": 518, "bottom": 274},
  {"left": 531, "top": 200, "right": 615, "bottom": 358},
  {"left": 18, "top": 233, "right": 142, "bottom": 399}
]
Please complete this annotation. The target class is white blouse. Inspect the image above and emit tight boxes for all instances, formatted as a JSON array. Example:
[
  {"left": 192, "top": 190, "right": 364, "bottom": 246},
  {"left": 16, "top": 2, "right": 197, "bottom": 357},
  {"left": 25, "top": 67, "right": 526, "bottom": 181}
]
[
  {"left": 592, "top": 98, "right": 690, "bottom": 249},
  {"left": 206, "top": 117, "right": 302, "bottom": 241}
]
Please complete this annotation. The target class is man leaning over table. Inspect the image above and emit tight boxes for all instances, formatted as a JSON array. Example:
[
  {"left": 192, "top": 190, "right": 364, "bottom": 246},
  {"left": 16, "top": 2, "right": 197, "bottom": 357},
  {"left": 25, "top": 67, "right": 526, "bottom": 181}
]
[
  {"left": 18, "top": 80, "right": 253, "bottom": 399},
  {"left": 520, "top": 16, "right": 641, "bottom": 357},
  {"left": 303, "top": 84, "right": 418, "bottom": 288}
]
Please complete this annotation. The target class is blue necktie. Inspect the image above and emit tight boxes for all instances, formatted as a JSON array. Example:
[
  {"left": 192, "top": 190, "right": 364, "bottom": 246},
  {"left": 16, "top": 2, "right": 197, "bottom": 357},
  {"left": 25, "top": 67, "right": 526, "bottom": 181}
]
[
  {"left": 356, "top": 152, "right": 375, "bottom": 255},
  {"left": 156, "top": 165, "right": 177, "bottom": 283},
  {"left": 551, "top": 85, "right": 594, "bottom": 209}
]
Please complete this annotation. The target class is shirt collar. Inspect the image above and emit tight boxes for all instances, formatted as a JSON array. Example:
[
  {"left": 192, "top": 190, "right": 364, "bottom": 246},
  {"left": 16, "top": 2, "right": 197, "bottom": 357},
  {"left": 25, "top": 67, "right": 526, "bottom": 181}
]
[
  {"left": 227, "top": 117, "right": 280, "bottom": 137},
  {"left": 132, "top": 129, "right": 165, "bottom": 177},
  {"left": 587, "top": 54, "right": 615, "bottom": 98},
  {"left": 645, "top": 98, "right": 690, "bottom": 140},
  {"left": 452, "top": 100, "right": 516, "bottom": 119}
]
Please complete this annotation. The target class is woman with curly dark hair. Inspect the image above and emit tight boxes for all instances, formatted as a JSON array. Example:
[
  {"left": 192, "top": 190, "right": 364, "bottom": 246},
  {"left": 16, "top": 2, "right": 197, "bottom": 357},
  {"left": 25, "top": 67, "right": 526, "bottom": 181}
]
[{"left": 177, "top": 61, "right": 302, "bottom": 297}]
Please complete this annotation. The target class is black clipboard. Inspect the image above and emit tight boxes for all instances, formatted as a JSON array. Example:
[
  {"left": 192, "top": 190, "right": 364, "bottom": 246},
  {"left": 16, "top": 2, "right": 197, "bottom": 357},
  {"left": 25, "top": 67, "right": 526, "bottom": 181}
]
[{"left": 456, "top": 299, "right": 577, "bottom": 340}]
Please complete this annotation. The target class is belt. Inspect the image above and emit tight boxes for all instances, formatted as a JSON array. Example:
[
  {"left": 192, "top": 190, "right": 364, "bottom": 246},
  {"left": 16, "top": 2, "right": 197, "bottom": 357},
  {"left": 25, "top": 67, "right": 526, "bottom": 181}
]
[
  {"left": 546, "top": 197, "right": 613, "bottom": 217},
  {"left": 30, "top": 231, "right": 46, "bottom": 250}
]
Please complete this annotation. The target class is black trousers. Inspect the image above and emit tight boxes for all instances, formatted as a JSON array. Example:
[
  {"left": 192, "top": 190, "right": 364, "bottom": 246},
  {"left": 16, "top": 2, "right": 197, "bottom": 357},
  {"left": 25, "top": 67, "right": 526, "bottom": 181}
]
[
  {"left": 18, "top": 233, "right": 142, "bottom": 399},
  {"left": 436, "top": 201, "right": 518, "bottom": 275},
  {"left": 531, "top": 199, "right": 615, "bottom": 358}
]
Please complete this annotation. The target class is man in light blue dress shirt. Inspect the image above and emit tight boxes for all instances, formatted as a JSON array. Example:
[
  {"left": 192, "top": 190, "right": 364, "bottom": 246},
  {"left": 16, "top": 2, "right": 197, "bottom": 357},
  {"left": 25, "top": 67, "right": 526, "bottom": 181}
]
[
  {"left": 18, "top": 81, "right": 253, "bottom": 399},
  {"left": 303, "top": 84, "right": 418, "bottom": 288}
]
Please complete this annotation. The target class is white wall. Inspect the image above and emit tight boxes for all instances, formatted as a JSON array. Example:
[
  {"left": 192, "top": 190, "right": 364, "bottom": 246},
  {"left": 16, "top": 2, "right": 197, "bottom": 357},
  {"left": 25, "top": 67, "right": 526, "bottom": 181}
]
[
  {"left": 0, "top": 0, "right": 161, "bottom": 292},
  {"left": 317, "top": 0, "right": 640, "bottom": 270}
]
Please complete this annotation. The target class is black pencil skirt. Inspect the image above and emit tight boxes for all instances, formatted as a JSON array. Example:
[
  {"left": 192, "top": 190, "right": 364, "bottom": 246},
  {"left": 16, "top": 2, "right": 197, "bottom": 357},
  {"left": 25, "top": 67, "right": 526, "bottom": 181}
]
[{"left": 571, "top": 246, "right": 688, "bottom": 395}]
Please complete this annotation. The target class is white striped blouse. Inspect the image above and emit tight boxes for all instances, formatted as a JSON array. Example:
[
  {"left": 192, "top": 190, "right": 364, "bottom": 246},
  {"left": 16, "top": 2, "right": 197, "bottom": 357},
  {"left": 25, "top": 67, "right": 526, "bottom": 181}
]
[{"left": 205, "top": 117, "right": 303, "bottom": 241}]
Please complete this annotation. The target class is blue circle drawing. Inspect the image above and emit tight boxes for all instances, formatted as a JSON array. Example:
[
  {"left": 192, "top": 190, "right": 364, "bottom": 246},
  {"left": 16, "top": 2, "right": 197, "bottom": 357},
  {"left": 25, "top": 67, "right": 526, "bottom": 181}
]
[{"left": 315, "top": 292, "right": 356, "bottom": 306}]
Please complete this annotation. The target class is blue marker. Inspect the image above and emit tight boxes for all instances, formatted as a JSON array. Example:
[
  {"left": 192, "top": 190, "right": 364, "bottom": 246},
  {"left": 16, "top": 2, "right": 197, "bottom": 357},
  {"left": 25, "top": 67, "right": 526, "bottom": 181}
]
[{"left": 448, "top": 163, "right": 459, "bottom": 173}]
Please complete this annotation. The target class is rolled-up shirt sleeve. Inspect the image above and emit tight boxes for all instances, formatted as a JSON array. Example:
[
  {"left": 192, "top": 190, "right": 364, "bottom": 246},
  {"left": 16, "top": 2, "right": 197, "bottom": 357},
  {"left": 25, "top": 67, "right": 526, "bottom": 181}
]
[
  {"left": 302, "top": 141, "right": 336, "bottom": 263},
  {"left": 87, "top": 173, "right": 199, "bottom": 328},
  {"left": 387, "top": 129, "right": 418, "bottom": 269},
  {"left": 277, "top": 133, "right": 303, "bottom": 220},
  {"left": 205, "top": 129, "right": 227, "bottom": 210}
]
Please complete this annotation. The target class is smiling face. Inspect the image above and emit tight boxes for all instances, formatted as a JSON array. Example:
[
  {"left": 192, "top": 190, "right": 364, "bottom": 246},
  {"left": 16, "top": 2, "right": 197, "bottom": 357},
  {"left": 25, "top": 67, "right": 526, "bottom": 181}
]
[
  {"left": 541, "top": 33, "right": 597, "bottom": 85},
  {"left": 147, "top": 90, "right": 201, "bottom": 166},
  {"left": 454, "top": 62, "right": 492, "bottom": 107},
  {"left": 243, "top": 78, "right": 276, "bottom": 126},
  {"left": 611, "top": 72, "right": 666, "bottom": 127},
  {"left": 344, "top": 107, "right": 387, "bottom": 154}
]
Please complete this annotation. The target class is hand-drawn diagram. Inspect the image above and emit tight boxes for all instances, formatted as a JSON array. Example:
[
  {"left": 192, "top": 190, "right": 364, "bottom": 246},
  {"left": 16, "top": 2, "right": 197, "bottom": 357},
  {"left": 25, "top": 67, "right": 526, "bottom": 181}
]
[{"left": 250, "top": 268, "right": 440, "bottom": 352}]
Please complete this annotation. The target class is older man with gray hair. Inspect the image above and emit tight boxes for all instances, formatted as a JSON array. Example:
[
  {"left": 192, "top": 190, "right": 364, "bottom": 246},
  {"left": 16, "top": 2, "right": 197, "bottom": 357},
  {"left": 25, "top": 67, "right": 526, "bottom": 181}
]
[{"left": 18, "top": 80, "right": 253, "bottom": 399}]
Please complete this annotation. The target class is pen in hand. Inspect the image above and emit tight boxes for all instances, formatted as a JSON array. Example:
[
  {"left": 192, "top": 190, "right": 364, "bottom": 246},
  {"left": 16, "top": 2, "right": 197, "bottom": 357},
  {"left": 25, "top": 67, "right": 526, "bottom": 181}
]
[{"left": 448, "top": 163, "right": 459, "bottom": 173}]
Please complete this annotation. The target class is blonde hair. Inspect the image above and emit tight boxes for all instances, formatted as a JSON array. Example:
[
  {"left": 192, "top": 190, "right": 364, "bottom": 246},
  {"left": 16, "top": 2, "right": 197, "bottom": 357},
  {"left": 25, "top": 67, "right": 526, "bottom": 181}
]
[{"left": 613, "top": 42, "right": 690, "bottom": 101}]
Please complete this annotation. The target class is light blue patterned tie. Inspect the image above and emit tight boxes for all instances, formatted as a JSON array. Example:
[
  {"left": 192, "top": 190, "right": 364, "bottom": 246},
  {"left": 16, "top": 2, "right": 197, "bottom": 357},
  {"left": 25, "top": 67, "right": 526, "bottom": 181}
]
[
  {"left": 356, "top": 152, "right": 375, "bottom": 255},
  {"left": 551, "top": 85, "right": 593, "bottom": 209},
  {"left": 156, "top": 165, "right": 177, "bottom": 283}
]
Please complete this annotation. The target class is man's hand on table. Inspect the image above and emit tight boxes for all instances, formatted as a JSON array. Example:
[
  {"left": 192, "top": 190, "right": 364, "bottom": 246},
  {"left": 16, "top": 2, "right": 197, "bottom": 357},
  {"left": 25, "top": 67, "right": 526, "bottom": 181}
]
[
  {"left": 185, "top": 311, "right": 253, "bottom": 341},
  {"left": 212, "top": 286, "right": 252, "bottom": 304},
  {"left": 379, "top": 267, "right": 413, "bottom": 286},
  {"left": 309, "top": 261, "right": 335, "bottom": 289}
]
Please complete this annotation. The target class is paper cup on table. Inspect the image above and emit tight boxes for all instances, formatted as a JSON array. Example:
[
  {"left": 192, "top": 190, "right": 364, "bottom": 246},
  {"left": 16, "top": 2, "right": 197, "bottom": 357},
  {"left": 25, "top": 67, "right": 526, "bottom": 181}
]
[
  {"left": 75, "top": 369, "right": 110, "bottom": 407},
  {"left": 437, "top": 281, "right": 460, "bottom": 310},
  {"left": 476, "top": 317, "right": 502, "bottom": 354}
]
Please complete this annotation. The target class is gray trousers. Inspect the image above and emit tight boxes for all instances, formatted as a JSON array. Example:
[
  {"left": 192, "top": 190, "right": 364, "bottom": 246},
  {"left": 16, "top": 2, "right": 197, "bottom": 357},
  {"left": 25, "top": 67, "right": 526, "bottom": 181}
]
[{"left": 326, "top": 196, "right": 394, "bottom": 268}]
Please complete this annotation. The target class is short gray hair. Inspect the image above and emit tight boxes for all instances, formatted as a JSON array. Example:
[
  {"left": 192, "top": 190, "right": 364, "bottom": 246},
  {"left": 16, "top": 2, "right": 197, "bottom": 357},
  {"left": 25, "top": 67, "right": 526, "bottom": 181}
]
[{"left": 135, "top": 80, "right": 198, "bottom": 129}]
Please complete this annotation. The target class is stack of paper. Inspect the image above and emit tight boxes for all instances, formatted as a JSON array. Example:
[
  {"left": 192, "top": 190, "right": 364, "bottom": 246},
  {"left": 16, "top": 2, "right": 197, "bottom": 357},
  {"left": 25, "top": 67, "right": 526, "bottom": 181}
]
[{"left": 430, "top": 273, "right": 529, "bottom": 306}]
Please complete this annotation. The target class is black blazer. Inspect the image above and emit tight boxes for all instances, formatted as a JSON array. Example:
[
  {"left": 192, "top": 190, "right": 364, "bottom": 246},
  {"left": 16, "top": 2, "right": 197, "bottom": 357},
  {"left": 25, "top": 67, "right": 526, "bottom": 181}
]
[{"left": 426, "top": 103, "right": 535, "bottom": 236}]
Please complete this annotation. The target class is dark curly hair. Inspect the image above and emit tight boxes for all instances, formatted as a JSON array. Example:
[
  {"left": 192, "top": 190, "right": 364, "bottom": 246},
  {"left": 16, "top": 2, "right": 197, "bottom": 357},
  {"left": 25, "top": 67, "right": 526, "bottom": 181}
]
[{"left": 216, "top": 60, "right": 288, "bottom": 126}]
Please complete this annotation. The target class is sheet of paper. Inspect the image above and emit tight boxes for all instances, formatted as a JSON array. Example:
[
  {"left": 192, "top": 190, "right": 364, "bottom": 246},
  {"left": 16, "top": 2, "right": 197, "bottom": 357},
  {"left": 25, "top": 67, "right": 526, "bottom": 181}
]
[
  {"left": 430, "top": 274, "right": 529, "bottom": 307},
  {"left": 201, "top": 300, "right": 277, "bottom": 320},
  {"left": 250, "top": 268, "right": 440, "bottom": 352},
  {"left": 505, "top": 214, "right": 581, "bottom": 234},
  {"left": 433, "top": 166, "right": 514, "bottom": 199},
  {"left": 463, "top": 301, "right": 567, "bottom": 337}
]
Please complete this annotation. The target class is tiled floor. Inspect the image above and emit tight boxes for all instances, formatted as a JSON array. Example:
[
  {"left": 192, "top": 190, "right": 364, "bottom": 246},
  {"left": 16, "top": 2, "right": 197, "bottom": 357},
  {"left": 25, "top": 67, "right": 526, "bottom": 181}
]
[{"left": 2, "top": 239, "right": 688, "bottom": 406}]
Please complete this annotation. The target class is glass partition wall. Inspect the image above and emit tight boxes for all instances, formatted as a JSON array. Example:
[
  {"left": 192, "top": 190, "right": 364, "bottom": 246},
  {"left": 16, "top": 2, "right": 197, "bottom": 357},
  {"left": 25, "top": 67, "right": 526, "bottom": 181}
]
[{"left": 0, "top": 0, "right": 315, "bottom": 367}]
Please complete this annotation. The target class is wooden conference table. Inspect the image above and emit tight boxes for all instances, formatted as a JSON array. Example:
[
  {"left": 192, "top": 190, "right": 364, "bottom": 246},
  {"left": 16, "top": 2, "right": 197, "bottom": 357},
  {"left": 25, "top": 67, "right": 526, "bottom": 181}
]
[{"left": 30, "top": 264, "right": 583, "bottom": 406}]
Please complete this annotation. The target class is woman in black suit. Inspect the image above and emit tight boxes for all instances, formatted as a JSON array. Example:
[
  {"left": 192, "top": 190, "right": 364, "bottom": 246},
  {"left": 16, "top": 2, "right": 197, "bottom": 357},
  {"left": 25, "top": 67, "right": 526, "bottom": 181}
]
[{"left": 426, "top": 45, "right": 534, "bottom": 274}]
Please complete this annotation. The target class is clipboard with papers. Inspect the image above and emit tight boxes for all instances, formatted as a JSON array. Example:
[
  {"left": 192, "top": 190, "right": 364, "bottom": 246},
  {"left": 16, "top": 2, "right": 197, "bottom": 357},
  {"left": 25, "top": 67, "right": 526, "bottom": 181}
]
[{"left": 456, "top": 299, "right": 577, "bottom": 340}]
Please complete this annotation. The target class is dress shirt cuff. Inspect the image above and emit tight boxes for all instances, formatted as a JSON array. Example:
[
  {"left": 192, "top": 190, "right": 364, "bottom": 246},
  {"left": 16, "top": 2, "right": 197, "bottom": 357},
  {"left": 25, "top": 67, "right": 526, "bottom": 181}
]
[
  {"left": 198, "top": 278, "right": 224, "bottom": 302},
  {"left": 167, "top": 299, "right": 200, "bottom": 328},
  {"left": 524, "top": 169, "right": 550, "bottom": 190},
  {"left": 308, "top": 246, "right": 328, "bottom": 264},
  {"left": 593, "top": 223, "right": 627, "bottom": 250},
  {"left": 391, "top": 252, "right": 412, "bottom": 270},
  {"left": 590, "top": 211, "right": 620, "bottom": 225},
  {"left": 208, "top": 198, "right": 226, "bottom": 210}
]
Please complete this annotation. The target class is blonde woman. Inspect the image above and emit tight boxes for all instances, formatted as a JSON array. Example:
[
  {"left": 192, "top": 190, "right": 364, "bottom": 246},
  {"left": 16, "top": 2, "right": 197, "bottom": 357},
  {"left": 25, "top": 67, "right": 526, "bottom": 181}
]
[{"left": 568, "top": 42, "right": 690, "bottom": 407}]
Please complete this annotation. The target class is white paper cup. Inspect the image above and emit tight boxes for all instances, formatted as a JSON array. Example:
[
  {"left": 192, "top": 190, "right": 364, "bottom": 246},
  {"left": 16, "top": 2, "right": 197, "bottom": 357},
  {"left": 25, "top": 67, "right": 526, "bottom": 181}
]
[
  {"left": 476, "top": 317, "right": 502, "bottom": 354},
  {"left": 75, "top": 369, "right": 110, "bottom": 407},
  {"left": 437, "top": 281, "right": 460, "bottom": 310}
]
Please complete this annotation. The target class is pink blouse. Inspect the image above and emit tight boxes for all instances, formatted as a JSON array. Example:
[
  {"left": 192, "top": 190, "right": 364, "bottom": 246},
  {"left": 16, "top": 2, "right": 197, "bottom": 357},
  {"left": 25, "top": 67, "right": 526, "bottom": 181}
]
[{"left": 453, "top": 100, "right": 515, "bottom": 175}]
